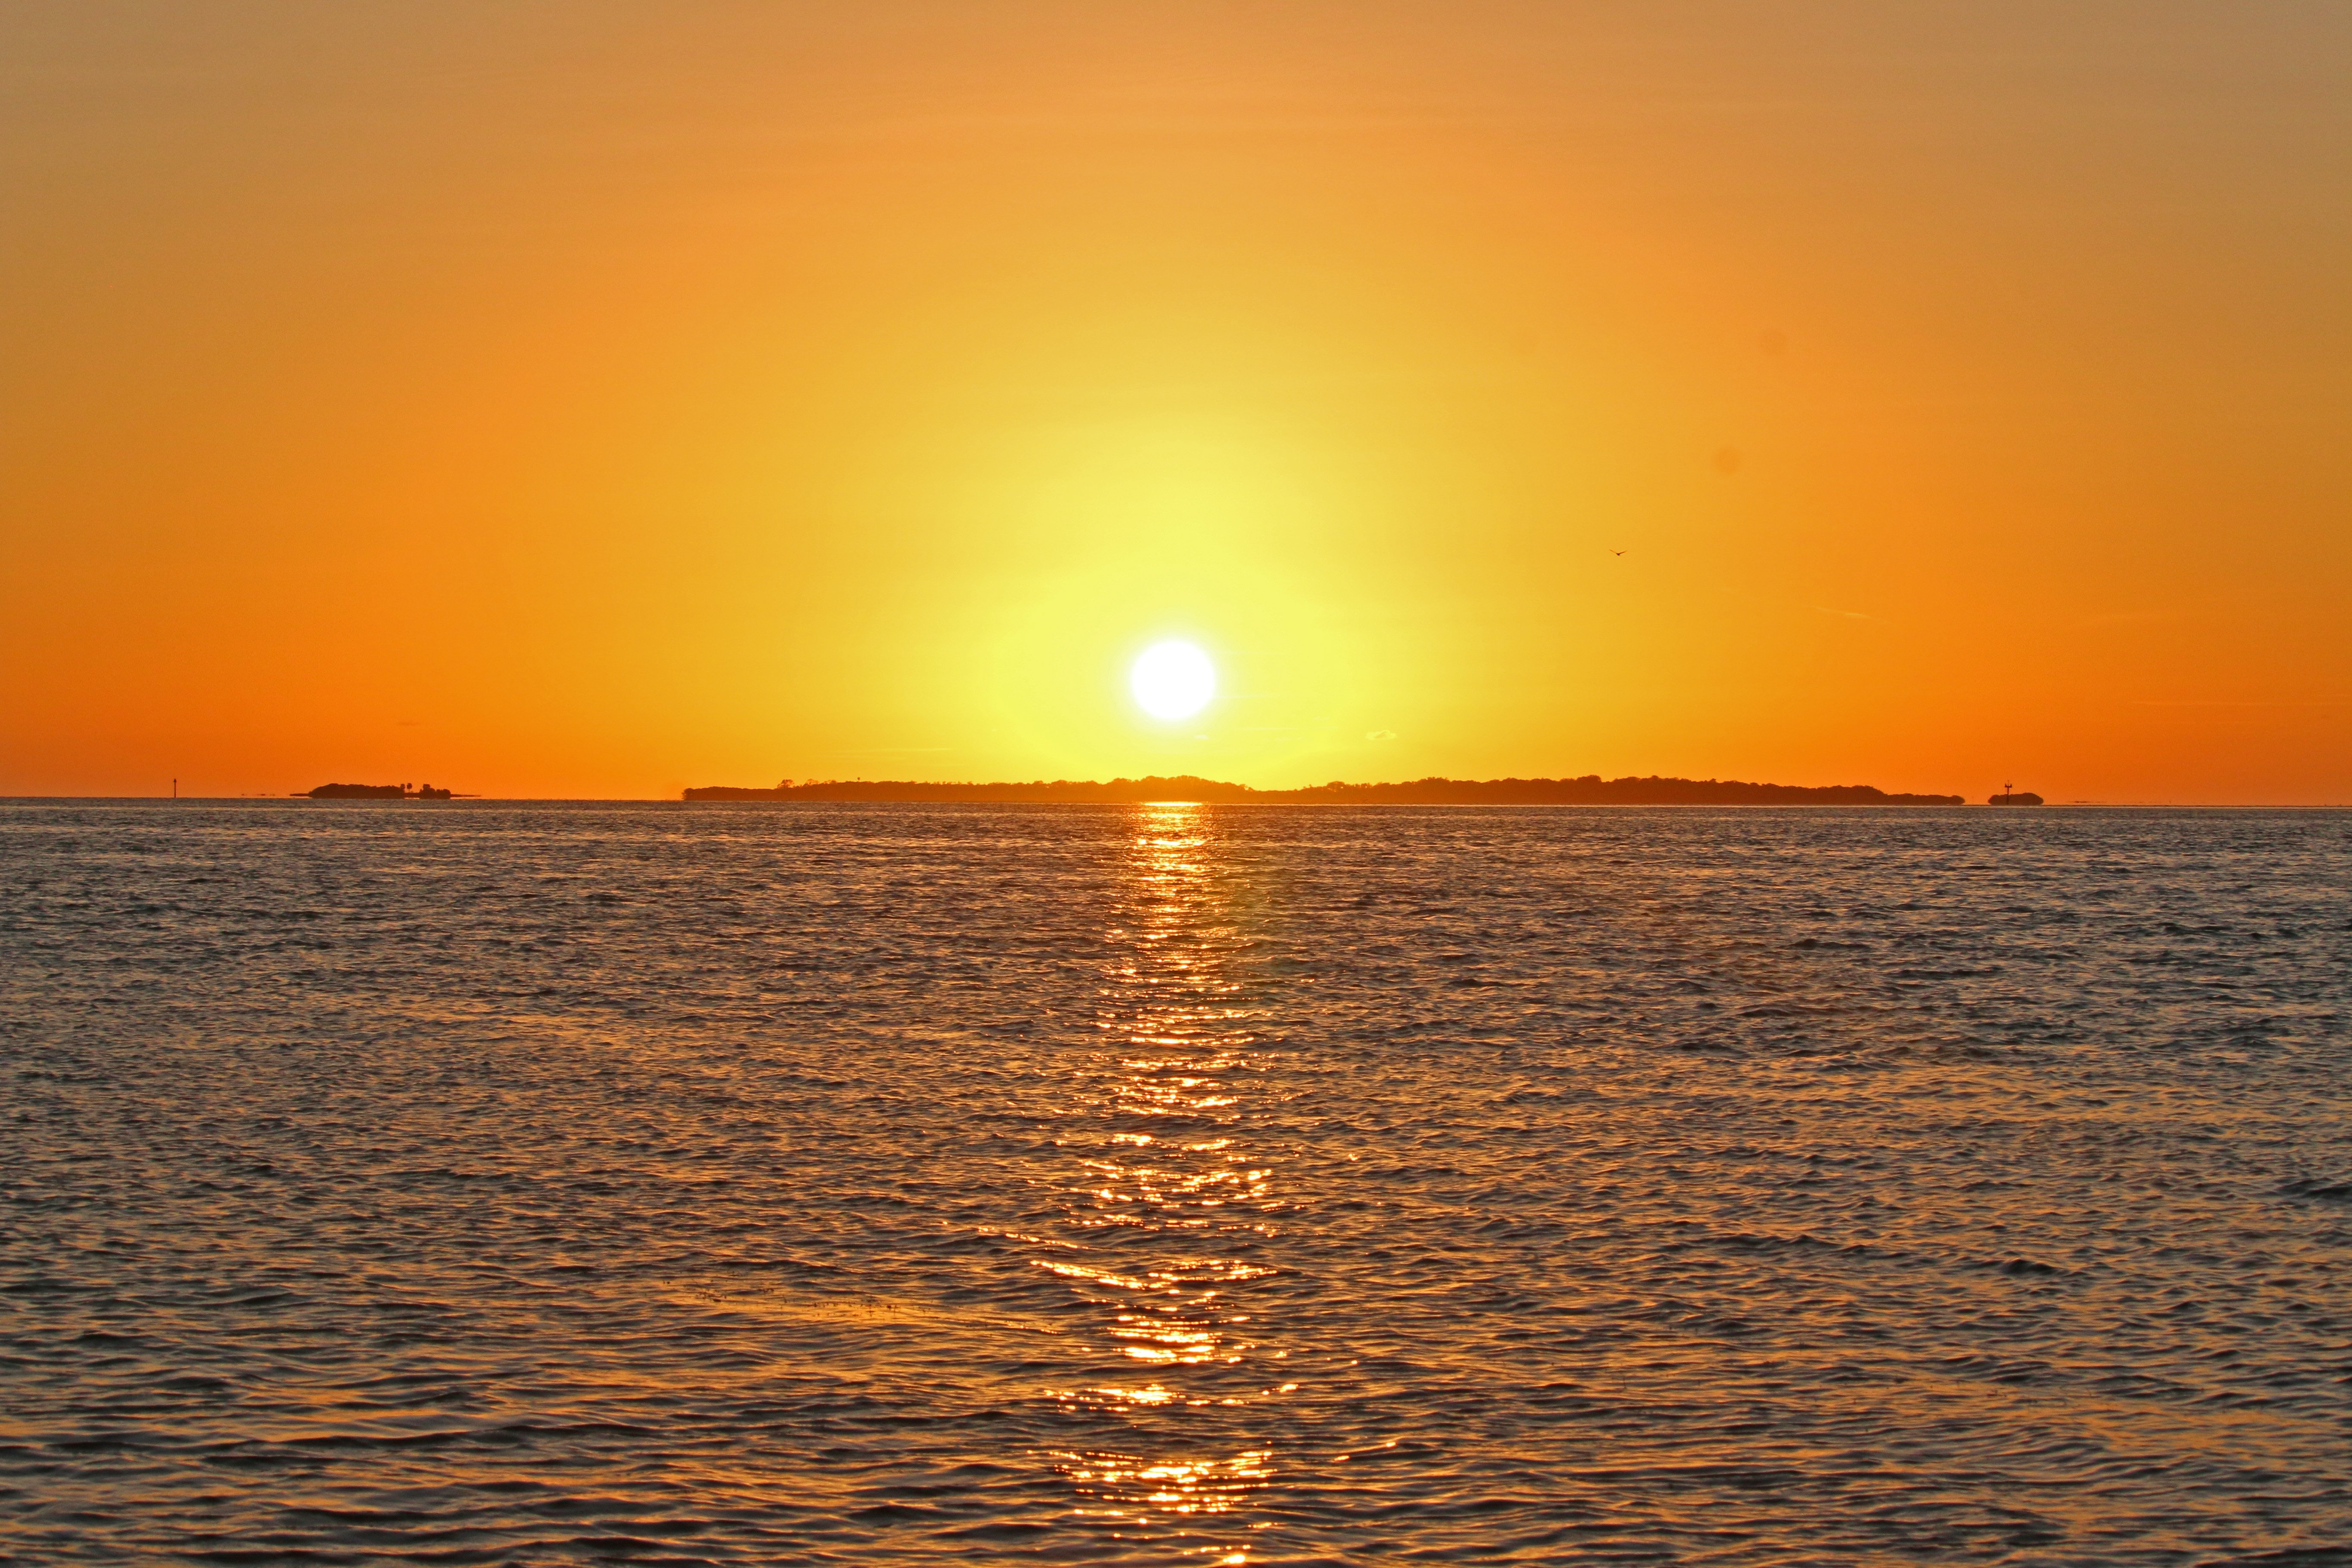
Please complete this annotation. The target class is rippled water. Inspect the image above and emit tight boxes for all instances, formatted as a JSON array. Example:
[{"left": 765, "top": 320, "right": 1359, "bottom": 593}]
[{"left": 4, "top": 801, "right": 2349, "bottom": 1565}]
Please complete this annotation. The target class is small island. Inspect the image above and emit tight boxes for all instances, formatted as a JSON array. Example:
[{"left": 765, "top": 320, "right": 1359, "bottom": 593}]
[
  {"left": 1988, "top": 790, "right": 2045, "bottom": 805},
  {"left": 297, "top": 782, "right": 460, "bottom": 800},
  {"left": 684, "top": 774, "right": 1967, "bottom": 806}
]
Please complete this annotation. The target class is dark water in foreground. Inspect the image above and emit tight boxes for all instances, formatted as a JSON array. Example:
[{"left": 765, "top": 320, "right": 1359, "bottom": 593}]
[{"left": 3, "top": 802, "right": 2349, "bottom": 1565}]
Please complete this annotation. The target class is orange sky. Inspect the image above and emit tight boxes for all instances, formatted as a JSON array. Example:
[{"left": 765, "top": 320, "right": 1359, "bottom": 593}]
[{"left": 4, "top": 2, "right": 2347, "bottom": 802}]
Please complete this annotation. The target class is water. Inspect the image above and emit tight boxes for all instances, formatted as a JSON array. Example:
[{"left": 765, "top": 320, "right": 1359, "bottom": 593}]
[{"left": 3, "top": 801, "right": 2348, "bottom": 1565}]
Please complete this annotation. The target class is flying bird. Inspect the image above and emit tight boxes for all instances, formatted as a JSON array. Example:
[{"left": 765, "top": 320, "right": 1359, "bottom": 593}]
[{"left": 1612, "top": 549, "right": 1627, "bottom": 556}]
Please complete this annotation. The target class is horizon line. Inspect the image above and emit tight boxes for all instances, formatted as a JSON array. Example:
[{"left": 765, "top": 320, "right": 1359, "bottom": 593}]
[{"left": 6, "top": 794, "right": 2351, "bottom": 810}]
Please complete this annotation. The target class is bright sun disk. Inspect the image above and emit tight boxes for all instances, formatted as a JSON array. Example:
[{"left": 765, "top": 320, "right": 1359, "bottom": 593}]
[{"left": 1130, "top": 641, "right": 1216, "bottom": 721}]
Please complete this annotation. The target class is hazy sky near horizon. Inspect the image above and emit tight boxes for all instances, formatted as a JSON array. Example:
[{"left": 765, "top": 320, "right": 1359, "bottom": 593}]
[{"left": 4, "top": 2, "right": 2347, "bottom": 801}]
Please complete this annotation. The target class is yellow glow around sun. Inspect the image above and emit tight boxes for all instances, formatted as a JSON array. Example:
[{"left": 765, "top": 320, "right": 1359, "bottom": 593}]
[{"left": 1130, "top": 641, "right": 1216, "bottom": 721}]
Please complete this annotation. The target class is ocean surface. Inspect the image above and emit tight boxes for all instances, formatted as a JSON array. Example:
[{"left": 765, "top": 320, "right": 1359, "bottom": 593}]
[{"left": 3, "top": 801, "right": 2348, "bottom": 1566}]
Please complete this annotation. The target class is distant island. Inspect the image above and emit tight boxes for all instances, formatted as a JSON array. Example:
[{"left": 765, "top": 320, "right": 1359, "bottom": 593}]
[
  {"left": 684, "top": 775, "right": 1967, "bottom": 805},
  {"left": 297, "top": 782, "right": 463, "bottom": 800}
]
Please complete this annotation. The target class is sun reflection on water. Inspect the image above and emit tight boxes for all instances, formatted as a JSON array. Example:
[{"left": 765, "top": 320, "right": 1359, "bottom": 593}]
[{"left": 1038, "top": 802, "right": 1285, "bottom": 1544}]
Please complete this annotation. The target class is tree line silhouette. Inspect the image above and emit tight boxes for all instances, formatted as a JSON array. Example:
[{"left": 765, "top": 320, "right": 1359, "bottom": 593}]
[{"left": 684, "top": 774, "right": 1965, "bottom": 805}]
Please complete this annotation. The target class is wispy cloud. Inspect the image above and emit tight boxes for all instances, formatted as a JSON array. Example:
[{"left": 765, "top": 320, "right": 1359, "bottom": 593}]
[
  {"left": 2133, "top": 699, "right": 2343, "bottom": 708},
  {"left": 2082, "top": 609, "right": 2188, "bottom": 627}
]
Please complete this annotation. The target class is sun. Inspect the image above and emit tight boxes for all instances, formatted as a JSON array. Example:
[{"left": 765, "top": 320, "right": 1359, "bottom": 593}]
[{"left": 1130, "top": 640, "right": 1216, "bottom": 721}]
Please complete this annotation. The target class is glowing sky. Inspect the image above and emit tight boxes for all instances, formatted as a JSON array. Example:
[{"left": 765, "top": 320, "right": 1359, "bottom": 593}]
[{"left": 4, "top": 3, "right": 2347, "bottom": 801}]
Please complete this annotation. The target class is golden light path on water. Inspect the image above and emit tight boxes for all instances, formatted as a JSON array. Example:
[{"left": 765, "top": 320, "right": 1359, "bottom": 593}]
[{"left": 1042, "top": 803, "right": 1283, "bottom": 1547}]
